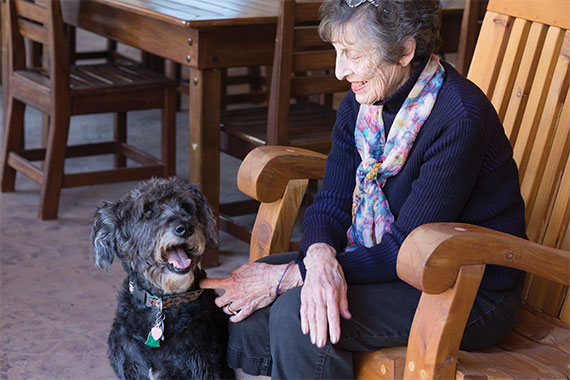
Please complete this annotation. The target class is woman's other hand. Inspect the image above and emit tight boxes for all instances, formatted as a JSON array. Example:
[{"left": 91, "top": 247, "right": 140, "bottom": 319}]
[
  {"left": 300, "top": 243, "right": 352, "bottom": 348},
  {"left": 200, "top": 261, "right": 302, "bottom": 323}
]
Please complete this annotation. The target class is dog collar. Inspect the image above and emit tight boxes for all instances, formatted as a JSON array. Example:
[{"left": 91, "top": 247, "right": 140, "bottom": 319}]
[{"left": 129, "top": 272, "right": 205, "bottom": 309}]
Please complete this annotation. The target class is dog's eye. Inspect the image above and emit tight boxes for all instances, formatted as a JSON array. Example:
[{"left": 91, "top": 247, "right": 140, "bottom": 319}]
[
  {"left": 182, "top": 202, "right": 195, "bottom": 215},
  {"left": 143, "top": 204, "right": 154, "bottom": 218}
]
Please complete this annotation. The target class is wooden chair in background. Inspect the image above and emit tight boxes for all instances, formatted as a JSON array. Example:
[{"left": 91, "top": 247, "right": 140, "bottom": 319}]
[
  {"left": 0, "top": 0, "right": 178, "bottom": 220},
  {"left": 218, "top": 0, "right": 349, "bottom": 242},
  {"left": 439, "top": 0, "right": 488, "bottom": 76},
  {"left": 237, "top": 0, "right": 570, "bottom": 378},
  {"left": 455, "top": 0, "right": 488, "bottom": 75}
]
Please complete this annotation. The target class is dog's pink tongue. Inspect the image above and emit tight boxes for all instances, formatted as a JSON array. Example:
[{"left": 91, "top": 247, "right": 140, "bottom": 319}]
[{"left": 167, "top": 247, "right": 192, "bottom": 269}]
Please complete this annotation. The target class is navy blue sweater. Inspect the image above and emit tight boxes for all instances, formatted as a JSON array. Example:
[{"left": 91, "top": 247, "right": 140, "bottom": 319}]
[{"left": 298, "top": 59, "right": 526, "bottom": 291}]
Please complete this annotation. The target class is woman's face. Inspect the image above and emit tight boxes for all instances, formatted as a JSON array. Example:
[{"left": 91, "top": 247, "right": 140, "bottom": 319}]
[{"left": 332, "top": 23, "right": 413, "bottom": 105}]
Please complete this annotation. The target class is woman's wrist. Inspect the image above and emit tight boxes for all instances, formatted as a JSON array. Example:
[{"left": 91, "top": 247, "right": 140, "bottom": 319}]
[
  {"left": 275, "top": 262, "right": 303, "bottom": 295},
  {"left": 305, "top": 243, "right": 336, "bottom": 268}
]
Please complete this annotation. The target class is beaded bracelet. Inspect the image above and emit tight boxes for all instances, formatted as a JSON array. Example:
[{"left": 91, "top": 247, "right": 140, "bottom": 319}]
[{"left": 275, "top": 261, "right": 295, "bottom": 297}]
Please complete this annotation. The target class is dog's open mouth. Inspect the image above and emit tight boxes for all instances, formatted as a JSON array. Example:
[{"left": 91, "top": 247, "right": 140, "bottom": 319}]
[{"left": 165, "top": 246, "right": 195, "bottom": 274}]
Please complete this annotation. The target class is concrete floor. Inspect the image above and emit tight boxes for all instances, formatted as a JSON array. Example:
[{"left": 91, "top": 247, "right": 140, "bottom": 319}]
[{"left": 0, "top": 99, "right": 251, "bottom": 379}]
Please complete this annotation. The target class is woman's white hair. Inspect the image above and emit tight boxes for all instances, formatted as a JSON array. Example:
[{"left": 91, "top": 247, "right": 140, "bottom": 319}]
[{"left": 319, "top": 0, "right": 442, "bottom": 66}]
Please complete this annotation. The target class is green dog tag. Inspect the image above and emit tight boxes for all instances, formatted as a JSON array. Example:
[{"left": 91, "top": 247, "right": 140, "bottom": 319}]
[{"left": 145, "top": 331, "right": 161, "bottom": 348}]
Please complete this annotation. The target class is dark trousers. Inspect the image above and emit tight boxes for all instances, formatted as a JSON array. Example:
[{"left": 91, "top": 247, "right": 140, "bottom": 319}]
[{"left": 227, "top": 252, "right": 521, "bottom": 379}]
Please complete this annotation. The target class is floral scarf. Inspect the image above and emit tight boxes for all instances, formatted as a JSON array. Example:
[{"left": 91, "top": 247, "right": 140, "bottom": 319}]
[{"left": 347, "top": 54, "right": 445, "bottom": 248}]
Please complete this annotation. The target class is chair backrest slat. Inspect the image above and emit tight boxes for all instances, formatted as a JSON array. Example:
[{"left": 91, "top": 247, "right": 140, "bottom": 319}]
[
  {"left": 291, "top": 74, "right": 347, "bottom": 97},
  {"left": 522, "top": 38, "right": 570, "bottom": 236},
  {"left": 487, "top": 0, "right": 570, "bottom": 29},
  {"left": 294, "top": 1, "right": 321, "bottom": 22},
  {"left": 294, "top": 26, "right": 330, "bottom": 50},
  {"left": 267, "top": 0, "right": 348, "bottom": 146},
  {"left": 540, "top": 119, "right": 570, "bottom": 248},
  {"left": 490, "top": 18, "right": 531, "bottom": 127},
  {"left": 468, "top": 0, "right": 570, "bottom": 322},
  {"left": 467, "top": 12, "right": 512, "bottom": 95},
  {"left": 14, "top": 0, "right": 47, "bottom": 24},
  {"left": 13, "top": 0, "right": 49, "bottom": 45},
  {"left": 512, "top": 27, "right": 566, "bottom": 183},
  {"left": 292, "top": 50, "right": 335, "bottom": 72},
  {"left": 500, "top": 21, "right": 547, "bottom": 143},
  {"left": 8, "top": 0, "right": 70, "bottom": 105},
  {"left": 17, "top": 18, "right": 48, "bottom": 45}
]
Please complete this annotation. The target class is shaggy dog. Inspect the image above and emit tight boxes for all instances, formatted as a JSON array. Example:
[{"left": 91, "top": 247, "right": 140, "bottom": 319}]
[{"left": 91, "top": 177, "right": 231, "bottom": 380}]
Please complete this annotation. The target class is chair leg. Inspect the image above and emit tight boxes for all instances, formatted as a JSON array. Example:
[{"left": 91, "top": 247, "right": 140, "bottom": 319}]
[
  {"left": 162, "top": 87, "right": 177, "bottom": 177},
  {"left": 38, "top": 111, "right": 71, "bottom": 220},
  {"left": 114, "top": 112, "right": 127, "bottom": 168},
  {"left": 165, "top": 60, "right": 183, "bottom": 112},
  {"left": 0, "top": 97, "right": 26, "bottom": 192}
]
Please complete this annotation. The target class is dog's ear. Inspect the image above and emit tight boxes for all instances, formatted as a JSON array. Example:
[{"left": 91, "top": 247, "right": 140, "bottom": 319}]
[
  {"left": 192, "top": 188, "right": 219, "bottom": 248},
  {"left": 91, "top": 200, "right": 119, "bottom": 271}
]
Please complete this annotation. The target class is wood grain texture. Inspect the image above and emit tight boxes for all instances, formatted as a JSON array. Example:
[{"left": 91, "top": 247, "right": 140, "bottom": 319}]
[
  {"left": 237, "top": 145, "right": 326, "bottom": 202},
  {"left": 488, "top": 0, "right": 570, "bottom": 29},
  {"left": 397, "top": 223, "right": 570, "bottom": 294},
  {"left": 403, "top": 265, "right": 485, "bottom": 380}
]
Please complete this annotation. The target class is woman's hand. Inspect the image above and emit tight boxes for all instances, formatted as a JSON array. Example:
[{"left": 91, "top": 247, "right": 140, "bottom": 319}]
[
  {"left": 200, "top": 261, "right": 302, "bottom": 323},
  {"left": 300, "top": 243, "right": 351, "bottom": 348}
]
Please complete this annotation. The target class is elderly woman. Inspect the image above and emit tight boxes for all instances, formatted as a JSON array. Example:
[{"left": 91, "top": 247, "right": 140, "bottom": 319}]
[{"left": 201, "top": 0, "right": 525, "bottom": 378}]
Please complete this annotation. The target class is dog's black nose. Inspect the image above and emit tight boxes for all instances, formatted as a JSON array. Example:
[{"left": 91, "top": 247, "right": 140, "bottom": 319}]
[{"left": 174, "top": 223, "right": 193, "bottom": 238}]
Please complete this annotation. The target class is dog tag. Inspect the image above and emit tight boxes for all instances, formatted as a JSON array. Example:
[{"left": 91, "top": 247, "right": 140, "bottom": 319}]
[
  {"left": 145, "top": 331, "right": 161, "bottom": 348},
  {"left": 151, "top": 326, "right": 163, "bottom": 340}
]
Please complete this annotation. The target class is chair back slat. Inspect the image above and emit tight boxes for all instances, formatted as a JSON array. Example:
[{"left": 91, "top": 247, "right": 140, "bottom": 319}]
[
  {"left": 499, "top": 21, "right": 547, "bottom": 143},
  {"left": 490, "top": 18, "right": 531, "bottom": 127},
  {"left": 292, "top": 50, "right": 335, "bottom": 72},
  {"left": 267, "top": 0, "right": 348, "bottom": 146},
  {"left": 294, "top": 26, "right": 330, "bottom": 50},
  {"left": 294, "top": 1, "right": 321, "bottom": 22},
  {"left": 17, "top": 17, "right": 48, "bottom": 45},
  {"left": 8, "top": 0, "right": 70, "bottom": 94},
  {"left": 14, "top": 0, "right": 48, "bottom": 23},
  {"left": 11, "top": 0, "right": 49, "bottom": 46},
  {"left": 291, "top": 74, "right": 347, "bottom": 97},
  {"left": 540, "top": 121, "right": 570, "bottom": 248},
  {"left": 467, "top": 12, "right": 512, "bottom": 95},
  {"left": 512, "top": 27, "right": 566, "bottom": 183},
  {"left": 468, "top": 0, "right": 570, "bottom": 321},
  {"left": 487, "top": 0, "right": 570, "bottom": 29},
  {"left": 522, "top": 41, "right": 570, "bottom": 240}
]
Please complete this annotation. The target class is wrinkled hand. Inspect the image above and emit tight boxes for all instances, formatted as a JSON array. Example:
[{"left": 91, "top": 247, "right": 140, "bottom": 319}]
[
  {"left": 200, "top": 261, "right": 302, "bottom": 322},
  {"left": 300, "top": 243, "right": 351, "bottom": 348}
]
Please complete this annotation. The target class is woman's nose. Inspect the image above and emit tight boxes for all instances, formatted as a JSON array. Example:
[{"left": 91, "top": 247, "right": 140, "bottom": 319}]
[{"left": 335, "top": 54, "right": 350, "bottom": 81}]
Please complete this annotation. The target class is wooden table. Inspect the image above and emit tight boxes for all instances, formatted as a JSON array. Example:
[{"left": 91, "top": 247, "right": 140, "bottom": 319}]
[
  {"left": 0, "top": 0, "right": 466, "bottom": 266},
  {"left": 60, "top": 0, "right": 282, "bottom": 265}
]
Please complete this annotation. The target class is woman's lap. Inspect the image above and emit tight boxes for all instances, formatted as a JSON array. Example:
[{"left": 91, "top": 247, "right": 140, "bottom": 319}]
[{"left": 227, "top": 252, "right": 521, "bottom": 379}]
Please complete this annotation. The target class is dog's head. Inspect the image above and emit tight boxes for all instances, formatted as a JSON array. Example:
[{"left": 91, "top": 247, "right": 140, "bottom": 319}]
[{"left": 91, "top": 177, "right": 218, "bottom": 294}]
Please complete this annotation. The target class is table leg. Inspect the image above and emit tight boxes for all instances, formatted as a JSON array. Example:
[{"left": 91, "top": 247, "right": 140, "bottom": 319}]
[
  {"left": 189, "top": 67, "right": 222, "bottom": 267},
  {"left": 2, "top": 0, "right": 9, "bottom": 123}
]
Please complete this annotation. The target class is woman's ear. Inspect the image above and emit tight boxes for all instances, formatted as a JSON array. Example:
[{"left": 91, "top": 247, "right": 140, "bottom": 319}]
[{"left": 399, "top": 37, "right": 416, "bottom": 67}]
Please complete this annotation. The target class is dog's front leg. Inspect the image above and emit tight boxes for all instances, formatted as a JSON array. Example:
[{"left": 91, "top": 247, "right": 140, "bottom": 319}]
[{"left": 109, "top": 332, "right": 154, "bottom": 380}]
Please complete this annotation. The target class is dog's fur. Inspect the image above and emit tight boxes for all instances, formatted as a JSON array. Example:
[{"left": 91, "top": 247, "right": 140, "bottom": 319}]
[{"left": 91, "top": 177, "right": 231, "bottom": 380}]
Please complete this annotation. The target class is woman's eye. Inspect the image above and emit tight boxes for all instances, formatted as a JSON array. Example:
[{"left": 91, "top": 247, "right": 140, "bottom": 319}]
[{"left": 346, "top": 49, "right": 362, "bottom": 59}]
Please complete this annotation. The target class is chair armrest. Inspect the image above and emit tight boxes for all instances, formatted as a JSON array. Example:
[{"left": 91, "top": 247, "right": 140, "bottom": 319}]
[
  {"left": 397, "top": 222, "right": 569, "bottom": 380},
  {"left": 238, "top": 146, "right": 327, "bottom": 260},
  {"left": 397, "top": 222, "right": 570, "bottom": 293},
  {"left": 237, "top": 146, "right": 327, "bottom": 203}
]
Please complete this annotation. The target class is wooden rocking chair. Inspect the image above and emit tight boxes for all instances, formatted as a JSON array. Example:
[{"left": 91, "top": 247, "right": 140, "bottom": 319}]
[{"left": 237, "top": 0, "right": 570, "bottom": 378}]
